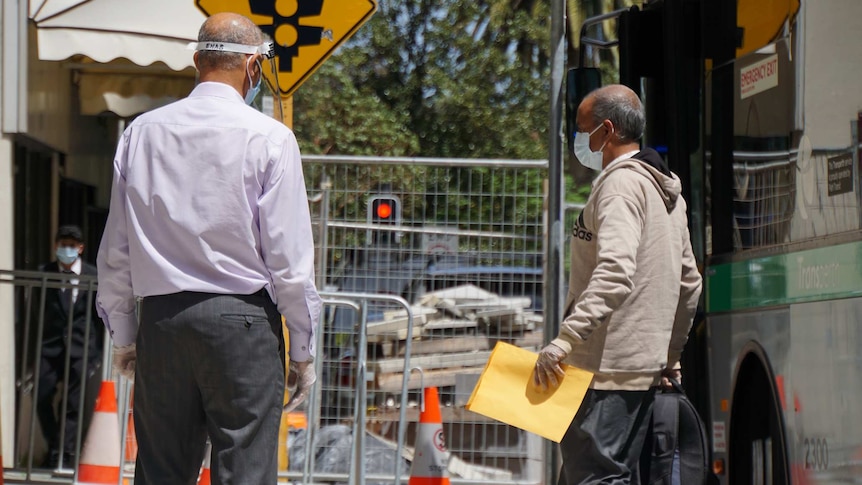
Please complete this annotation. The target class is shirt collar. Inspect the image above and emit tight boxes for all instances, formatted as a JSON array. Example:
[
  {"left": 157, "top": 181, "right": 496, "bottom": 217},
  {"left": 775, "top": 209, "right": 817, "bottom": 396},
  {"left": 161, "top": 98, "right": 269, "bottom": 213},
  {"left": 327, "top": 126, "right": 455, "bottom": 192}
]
[
  {"left": 189, "top": 81, "right": 245, "bottom": 103},
  {"left": 62, "top": 258, "right": 82, "bottom": 275},
  {"left": 606, "top": 149, "right": 640, "bottom": 170}
]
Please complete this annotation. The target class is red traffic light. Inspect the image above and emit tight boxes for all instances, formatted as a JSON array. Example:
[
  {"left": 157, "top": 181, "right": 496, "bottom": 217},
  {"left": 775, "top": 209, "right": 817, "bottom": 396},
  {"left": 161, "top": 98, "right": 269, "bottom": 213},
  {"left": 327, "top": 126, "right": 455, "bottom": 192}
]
[
  {"left": 376, "top": 202, "right": 392, "bottom": 219},
  {"left": 369, "top": 195, "right": 401, "bottom": 226}
]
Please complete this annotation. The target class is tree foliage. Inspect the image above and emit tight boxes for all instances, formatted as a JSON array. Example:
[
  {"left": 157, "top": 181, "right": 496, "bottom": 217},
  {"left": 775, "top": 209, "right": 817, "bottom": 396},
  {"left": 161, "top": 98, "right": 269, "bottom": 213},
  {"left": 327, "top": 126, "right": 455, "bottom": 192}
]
[
  {"left": 294, "top": 0, "right": 550, "bottom": 160},
  {"left": 293, "top": 0, "right": 595, "bottom": 249}
]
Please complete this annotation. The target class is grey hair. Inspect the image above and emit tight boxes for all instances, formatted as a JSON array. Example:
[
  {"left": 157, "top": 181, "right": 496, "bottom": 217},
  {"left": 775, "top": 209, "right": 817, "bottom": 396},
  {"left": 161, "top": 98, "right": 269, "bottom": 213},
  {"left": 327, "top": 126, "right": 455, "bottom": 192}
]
[
  {"left": 197, "top": 17, "right": 263, "bottom": 71},
  {"left": 590, "top": 88, "right": 645, "bottom": 143}
]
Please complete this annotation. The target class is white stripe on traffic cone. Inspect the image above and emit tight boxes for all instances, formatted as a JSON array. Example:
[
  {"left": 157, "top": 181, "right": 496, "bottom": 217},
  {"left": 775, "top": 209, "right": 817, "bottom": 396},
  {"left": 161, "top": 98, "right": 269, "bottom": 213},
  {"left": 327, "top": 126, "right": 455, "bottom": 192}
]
[
  {"left": 78, "top": 381, "right": 122, "bottom": 484},
  {"left": 197, "top": 440, "right": 212, "bottom": 485},
  {"left": 409, "top": 387, "right": 450, "bottom": 485}
]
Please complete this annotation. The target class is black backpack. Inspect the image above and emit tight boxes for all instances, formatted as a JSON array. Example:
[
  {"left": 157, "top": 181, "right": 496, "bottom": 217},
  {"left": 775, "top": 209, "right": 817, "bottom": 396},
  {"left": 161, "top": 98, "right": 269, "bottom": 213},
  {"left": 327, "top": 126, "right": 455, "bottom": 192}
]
[{"left": 640, "top": 379, "right": 710, "bottom": 485}]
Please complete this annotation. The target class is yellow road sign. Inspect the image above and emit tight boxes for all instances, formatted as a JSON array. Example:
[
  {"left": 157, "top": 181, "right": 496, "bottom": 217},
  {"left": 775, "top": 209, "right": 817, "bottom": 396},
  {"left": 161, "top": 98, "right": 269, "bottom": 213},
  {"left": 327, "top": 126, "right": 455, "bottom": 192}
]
[{"left": 197, "top": 0, "right": 378, "bottom": 96}]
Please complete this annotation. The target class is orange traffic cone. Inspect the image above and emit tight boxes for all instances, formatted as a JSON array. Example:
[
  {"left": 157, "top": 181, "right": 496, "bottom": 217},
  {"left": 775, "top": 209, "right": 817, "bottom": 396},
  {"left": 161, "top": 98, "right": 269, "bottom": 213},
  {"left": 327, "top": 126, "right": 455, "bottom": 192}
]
[
  {"left": 78, "top": 381, "right": 122, "bottom": 484},
  {"left": 197, "top": 440, "right": 212, "bottom": 485},
  {"left": 409, "top": 387, "right": 450, "bottom": 485}
]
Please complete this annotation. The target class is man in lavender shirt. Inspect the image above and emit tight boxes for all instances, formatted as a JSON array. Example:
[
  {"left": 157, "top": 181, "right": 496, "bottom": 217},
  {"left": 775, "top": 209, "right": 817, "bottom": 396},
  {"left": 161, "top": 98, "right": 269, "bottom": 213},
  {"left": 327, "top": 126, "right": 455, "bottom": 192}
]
[{"left": 96, "top": 12, "right": 321, "bottom": 484}]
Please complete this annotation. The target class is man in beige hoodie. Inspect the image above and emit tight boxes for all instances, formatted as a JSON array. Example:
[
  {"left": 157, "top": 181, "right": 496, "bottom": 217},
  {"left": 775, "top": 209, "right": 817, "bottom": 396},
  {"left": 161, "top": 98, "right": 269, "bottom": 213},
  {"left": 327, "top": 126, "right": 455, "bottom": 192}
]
[{"left": 532, "top": 85, "right": 702, "bottom": 484}]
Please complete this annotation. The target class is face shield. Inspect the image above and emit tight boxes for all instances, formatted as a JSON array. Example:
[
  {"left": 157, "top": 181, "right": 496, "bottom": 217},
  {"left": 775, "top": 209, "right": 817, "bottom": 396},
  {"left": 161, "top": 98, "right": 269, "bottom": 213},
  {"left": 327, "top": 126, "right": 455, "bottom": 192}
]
[{"left": 191, "top": 40, "right": 284, "bottom": 122}]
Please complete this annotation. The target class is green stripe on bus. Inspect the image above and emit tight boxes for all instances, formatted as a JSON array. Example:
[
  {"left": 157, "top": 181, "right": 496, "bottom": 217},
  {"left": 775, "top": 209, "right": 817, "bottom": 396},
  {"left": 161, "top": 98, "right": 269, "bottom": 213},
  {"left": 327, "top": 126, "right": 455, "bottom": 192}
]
[{"left": 706, "top": 240, "right": 862, "bottom": 312}]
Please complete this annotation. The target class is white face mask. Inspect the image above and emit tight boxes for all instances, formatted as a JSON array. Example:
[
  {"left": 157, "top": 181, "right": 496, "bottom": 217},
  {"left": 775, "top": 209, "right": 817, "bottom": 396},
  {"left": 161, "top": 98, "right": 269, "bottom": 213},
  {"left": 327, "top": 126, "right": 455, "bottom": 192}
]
[{"left": 573, "top": 123, "right": 609, "bottom": 171}]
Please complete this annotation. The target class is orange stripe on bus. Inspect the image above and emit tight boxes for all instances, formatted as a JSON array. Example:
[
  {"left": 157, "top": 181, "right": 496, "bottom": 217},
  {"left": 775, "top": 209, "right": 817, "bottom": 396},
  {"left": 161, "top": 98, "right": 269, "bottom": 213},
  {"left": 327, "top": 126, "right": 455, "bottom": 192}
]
[{"left": 775, "top": 375, "right": 787, "bottom": 411}]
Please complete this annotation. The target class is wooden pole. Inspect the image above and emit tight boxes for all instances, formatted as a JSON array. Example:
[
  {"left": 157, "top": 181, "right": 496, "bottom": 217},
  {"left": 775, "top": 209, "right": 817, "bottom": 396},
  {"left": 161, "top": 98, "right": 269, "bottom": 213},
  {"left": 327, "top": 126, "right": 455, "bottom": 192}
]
[{"left": 281, "top": 96, "right": 293, "bottom": 129}]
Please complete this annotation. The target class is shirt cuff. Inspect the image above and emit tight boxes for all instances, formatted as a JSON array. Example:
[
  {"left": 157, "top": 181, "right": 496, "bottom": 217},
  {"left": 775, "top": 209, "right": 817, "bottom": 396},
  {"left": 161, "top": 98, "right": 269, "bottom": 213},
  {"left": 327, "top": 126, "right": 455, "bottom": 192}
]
[
  {"left": 106, "top": 311, "right": 138, "bottom": 347},
  {"left": 550, "top": 337, "right": 574, "bottom": 355},
  {"left": 287, "top": 327, "right": 314, "bottom": 362}
]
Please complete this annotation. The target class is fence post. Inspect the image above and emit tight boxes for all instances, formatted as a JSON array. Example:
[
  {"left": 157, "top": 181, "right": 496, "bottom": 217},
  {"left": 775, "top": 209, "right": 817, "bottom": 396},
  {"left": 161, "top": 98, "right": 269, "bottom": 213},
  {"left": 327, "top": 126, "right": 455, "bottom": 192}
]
[
  {"left": 546, "top": 0, "right": 567, "bottom": 481},
  {"left": 0, "top": 273, "right": 15, "bottom": 464}
]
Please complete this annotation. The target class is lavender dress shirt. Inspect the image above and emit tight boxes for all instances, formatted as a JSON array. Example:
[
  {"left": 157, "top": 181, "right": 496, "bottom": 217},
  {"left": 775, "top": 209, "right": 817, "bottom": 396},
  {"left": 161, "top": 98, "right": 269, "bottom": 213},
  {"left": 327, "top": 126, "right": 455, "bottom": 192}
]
[{"left": 96, "top": 82, "right": 321, "bottom": 361}]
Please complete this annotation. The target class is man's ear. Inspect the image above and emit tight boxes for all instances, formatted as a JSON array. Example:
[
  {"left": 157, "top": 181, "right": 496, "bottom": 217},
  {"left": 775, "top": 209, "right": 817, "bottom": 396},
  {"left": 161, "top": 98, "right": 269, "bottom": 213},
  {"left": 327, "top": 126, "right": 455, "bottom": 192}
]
[
  {"left": 254, "top": 54, "right": 263, "bottom": 75},
  {"left": 193, "top": 51, "right": 201, "bottom": 70},
  {"left": 603, "top": 119, "right": 615, "bottom": 140}
]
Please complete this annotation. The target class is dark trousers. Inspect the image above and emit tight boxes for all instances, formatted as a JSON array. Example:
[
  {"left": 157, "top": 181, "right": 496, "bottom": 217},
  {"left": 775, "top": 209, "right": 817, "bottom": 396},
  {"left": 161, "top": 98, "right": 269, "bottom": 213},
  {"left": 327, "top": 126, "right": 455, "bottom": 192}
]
[
  {"left": 558, "top": 388, "right": 657, "bottom": 485},
  {"left": 134, "top": 291, "right": 285, "bottom": 485},
  {"left": 36, "top": 351, "right": 87, "bottom": 459}
]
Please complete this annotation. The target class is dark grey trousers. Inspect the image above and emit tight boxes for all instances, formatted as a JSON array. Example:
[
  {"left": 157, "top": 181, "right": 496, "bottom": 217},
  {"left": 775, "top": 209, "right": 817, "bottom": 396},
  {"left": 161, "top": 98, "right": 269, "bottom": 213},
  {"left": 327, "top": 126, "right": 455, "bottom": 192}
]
[
  {"left": 134, "top": 291, "right": 284, "bottom": 485},
  {"left": 558, "top": 388, "right": 657, "bottom": 485}
]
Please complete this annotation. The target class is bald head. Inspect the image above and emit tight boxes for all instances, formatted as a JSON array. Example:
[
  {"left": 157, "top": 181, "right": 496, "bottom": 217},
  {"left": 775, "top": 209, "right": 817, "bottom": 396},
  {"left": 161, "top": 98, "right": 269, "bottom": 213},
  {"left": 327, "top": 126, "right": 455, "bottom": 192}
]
[
  {"left": 196, "top": 13, "right": 263, "bottom": 72},
  {"left": 582, "top": 84, "right": 645, "bottom": 143}
]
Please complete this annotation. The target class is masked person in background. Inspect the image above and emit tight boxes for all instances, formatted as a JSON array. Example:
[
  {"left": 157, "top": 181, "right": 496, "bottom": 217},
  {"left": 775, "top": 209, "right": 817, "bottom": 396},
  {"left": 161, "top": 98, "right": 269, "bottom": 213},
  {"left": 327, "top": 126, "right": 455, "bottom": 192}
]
[
  {"left": 532, "top": 85, "right": 702, "bottom": 484},
  {"left": 37, "top": 224, "right": 102, "bottom": 469},
  {"left": 96, "top": 12, "right": 321, "bottom": 485}
]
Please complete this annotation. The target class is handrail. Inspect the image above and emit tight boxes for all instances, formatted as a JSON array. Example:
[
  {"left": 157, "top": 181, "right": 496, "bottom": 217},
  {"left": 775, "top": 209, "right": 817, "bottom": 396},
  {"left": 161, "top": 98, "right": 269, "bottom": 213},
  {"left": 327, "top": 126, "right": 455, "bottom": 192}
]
[
  {"left": 302, "top": 154, "right": 548, "bottom": 170},
  {"left": 304, "top": 298, "right": 362, "bottom": 484},
  {"left": 578, "top": 8, "right": 629, "bottom": 67}
]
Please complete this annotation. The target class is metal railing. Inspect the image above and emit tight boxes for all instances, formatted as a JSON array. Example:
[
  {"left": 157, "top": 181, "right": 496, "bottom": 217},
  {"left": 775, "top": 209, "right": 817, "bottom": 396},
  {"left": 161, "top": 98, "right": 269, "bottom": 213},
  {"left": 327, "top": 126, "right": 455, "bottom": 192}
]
[
  {"left": 0, "top": 269, "right": 106, "bottom": 484},
  {"left": 1, "top": 271, "right": 542, "bottom": 485},
  {"left": 285, "top": 291, "right": 415, "bottom": 485},
  {"left": 3, "top": 156, "right": 551, "bottom": 485}
]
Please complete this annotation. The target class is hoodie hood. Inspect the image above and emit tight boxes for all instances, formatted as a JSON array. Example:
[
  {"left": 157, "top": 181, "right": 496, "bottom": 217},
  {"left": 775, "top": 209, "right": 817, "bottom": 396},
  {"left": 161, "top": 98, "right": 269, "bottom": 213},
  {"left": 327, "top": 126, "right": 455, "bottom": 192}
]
[
  {"left": 596, "top": 148, "right": 681, "bottom": 211},
  {"left": 633, "top": 147, "right": 670, "bottom": 176}
]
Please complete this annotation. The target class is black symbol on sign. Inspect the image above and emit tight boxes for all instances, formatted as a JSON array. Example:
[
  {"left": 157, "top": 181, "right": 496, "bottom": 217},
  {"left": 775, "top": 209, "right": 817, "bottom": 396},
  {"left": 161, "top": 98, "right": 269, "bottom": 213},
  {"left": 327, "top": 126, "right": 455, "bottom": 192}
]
[{"left": 250, "top": 0, "right": 325, "bottom": 73}]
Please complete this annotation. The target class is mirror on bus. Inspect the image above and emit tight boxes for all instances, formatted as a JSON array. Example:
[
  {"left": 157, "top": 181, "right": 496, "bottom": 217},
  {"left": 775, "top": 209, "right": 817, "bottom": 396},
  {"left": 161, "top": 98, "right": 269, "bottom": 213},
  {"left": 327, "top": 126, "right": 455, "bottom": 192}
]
[{"left": 565, "top": 67, "right": 602, "bottom": 154}]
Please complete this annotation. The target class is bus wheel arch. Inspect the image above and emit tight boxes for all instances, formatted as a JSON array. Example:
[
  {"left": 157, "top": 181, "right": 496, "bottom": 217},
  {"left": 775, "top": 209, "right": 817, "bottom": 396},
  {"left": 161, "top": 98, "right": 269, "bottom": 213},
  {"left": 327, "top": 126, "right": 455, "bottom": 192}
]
[{"left": 728, "top": 341, "right": 790, "bottom": 484}]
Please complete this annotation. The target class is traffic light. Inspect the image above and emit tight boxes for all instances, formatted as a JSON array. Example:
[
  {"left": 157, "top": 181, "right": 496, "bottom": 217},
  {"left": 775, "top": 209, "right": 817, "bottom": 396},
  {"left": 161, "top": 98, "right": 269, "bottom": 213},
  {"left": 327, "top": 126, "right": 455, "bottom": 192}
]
[{"left": 367, "top": 194, "right": 402, "bottom": 245}]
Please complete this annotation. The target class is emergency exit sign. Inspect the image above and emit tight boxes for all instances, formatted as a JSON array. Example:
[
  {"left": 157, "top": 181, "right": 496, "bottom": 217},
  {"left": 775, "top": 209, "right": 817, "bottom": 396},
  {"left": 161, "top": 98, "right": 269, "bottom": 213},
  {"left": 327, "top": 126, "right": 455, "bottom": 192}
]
[{"left": 740, "top": 53, "right": 778, "bottom": 99}]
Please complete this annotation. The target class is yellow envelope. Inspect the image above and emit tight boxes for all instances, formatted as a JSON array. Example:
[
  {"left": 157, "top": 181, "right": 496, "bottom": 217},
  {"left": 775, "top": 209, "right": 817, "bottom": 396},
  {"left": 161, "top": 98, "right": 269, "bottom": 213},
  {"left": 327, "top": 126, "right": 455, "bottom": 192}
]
[{"left": 465, "top": 342, "right": 594, "bottom": 442}]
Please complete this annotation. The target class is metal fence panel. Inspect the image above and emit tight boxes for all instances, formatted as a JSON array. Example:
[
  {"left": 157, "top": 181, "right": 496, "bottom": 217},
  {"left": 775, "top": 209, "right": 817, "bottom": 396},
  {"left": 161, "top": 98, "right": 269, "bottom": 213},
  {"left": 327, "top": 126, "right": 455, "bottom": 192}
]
[
  {"left": 302, "top": 157, "right": 549, "bottom": 484},
  {"left": 0, "top": 269, "right": 106, "bottom": 484}
]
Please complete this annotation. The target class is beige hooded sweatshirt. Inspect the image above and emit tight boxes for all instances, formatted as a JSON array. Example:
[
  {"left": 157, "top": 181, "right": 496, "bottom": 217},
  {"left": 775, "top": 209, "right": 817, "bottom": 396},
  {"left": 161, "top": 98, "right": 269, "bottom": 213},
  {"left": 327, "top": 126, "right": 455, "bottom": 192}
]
[{"left": 552, "top": 158, "right": 702, "bottom": 390}]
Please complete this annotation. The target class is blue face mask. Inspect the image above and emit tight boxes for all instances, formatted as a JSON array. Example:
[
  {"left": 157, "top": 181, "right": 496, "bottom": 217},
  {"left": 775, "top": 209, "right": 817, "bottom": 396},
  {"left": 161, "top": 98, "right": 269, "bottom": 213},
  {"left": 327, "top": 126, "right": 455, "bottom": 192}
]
[
  {"left": 56, "top": 246, "right": 79, "bottom": 265},
  {"left": 244, "top": 56, "right": 262, "bottom": 105}
]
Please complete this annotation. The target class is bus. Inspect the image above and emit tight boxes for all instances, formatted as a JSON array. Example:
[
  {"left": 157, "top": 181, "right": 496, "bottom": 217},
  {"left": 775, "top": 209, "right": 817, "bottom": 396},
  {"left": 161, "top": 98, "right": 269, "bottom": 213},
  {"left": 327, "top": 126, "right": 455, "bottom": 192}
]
[{"left": 570, "top": 0, "right": 862, "bottom": 483}]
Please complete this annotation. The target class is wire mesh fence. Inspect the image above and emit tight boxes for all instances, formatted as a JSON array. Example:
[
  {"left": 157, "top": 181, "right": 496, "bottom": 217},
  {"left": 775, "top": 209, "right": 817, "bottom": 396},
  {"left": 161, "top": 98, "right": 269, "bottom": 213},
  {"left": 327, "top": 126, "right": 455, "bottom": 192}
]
[{"left": 302, "top": 156, "right": 549, "bottom": 483}]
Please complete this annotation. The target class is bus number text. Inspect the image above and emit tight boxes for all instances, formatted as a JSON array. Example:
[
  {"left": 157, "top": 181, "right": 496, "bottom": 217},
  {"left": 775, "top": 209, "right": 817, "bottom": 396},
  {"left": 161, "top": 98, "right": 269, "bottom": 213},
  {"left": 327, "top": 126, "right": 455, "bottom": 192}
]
[{"left": 803, "top": 437, "right": 828, "bottom": 471}]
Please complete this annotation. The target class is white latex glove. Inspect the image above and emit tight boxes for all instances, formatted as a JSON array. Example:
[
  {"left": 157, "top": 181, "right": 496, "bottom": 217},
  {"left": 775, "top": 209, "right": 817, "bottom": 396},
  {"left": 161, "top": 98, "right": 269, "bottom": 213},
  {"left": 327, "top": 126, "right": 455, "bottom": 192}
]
[
  {"left": 112, "top": 344, "right": 136, "bottom": 380},
  {"left": 283, "top": 359, "right": 316, "bottom": 413},
  {"left": 532, "top": 343, "right": 567, "bottom": 391}
]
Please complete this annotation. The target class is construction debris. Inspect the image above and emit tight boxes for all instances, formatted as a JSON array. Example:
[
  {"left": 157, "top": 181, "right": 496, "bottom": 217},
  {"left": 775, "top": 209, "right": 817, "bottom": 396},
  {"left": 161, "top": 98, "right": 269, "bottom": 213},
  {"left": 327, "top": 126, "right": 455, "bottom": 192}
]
[{"left": 364, "top": 284, "right": 544, "bottom": 393}]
